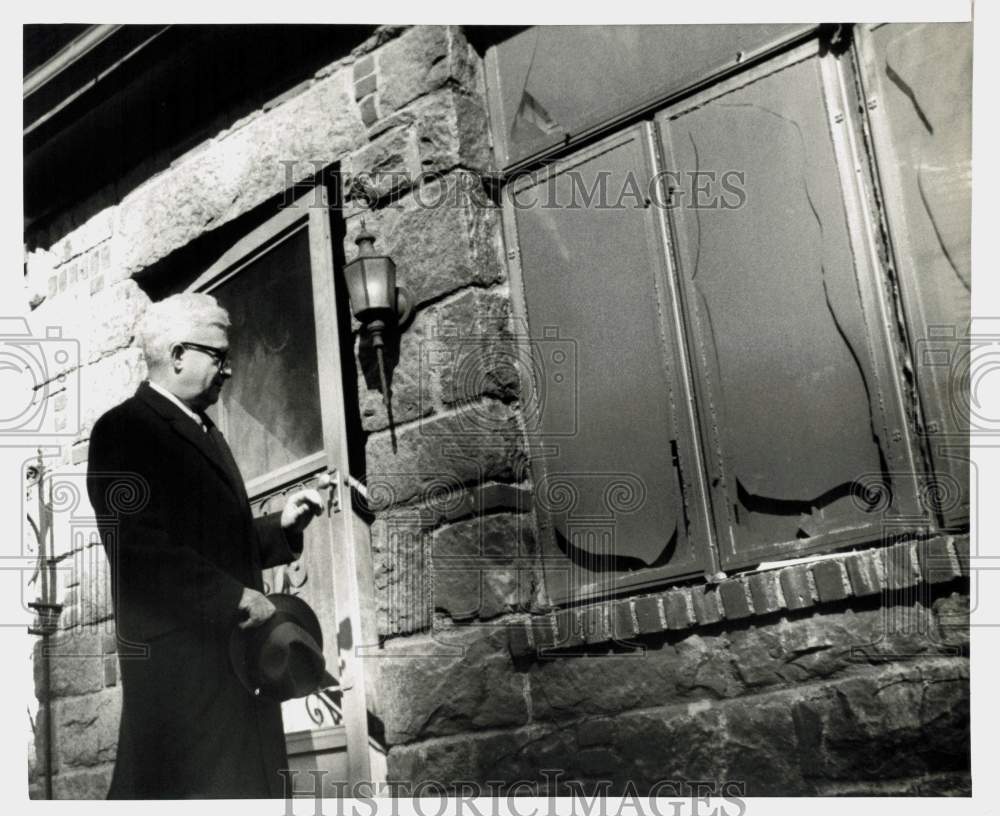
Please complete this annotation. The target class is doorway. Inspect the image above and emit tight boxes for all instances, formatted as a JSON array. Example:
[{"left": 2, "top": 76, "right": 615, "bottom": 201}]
[{"left": 189, "top": 186, "right": 385, "bottom": 794}]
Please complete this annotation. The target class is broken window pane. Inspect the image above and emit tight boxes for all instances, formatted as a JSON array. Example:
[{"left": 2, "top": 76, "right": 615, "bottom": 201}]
[
  {"left": 509, "top": 128, "right": 702, "bottom": 602},
  {"left": 490, "top": 24, "right": 811, "bottom": 167},
  {"left": 658, "top": 52, "right": 890, "bottom": 564},
  {"left": 863, "top": 22, "right": 972, "bottom": 525}
]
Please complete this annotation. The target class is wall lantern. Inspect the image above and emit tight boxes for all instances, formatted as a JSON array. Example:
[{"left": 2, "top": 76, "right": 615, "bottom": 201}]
[{"left": 343, "top": 222, "right": 413, "bottom": 415}]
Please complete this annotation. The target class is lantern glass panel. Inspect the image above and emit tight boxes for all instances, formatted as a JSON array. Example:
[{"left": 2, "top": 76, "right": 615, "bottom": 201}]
[
  {"left": 345, "top": 263, "right": 370, "bottom": 312},
  {"left": 363, "top": 259, "right": 393, "bottom": 311}
]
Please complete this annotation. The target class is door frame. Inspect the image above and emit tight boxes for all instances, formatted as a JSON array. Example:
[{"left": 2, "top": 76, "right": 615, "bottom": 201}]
[{"left": 188, "top": 187, "right": 386, "bottom": 788}]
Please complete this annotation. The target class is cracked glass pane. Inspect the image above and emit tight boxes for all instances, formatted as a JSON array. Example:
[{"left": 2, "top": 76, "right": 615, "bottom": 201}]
[
  {"left": 866, "top": 22, "right": 971, "bottom": 523},
  {"left": 659, "top": 54, "right": 888, "bottom": 558},
  {"left": 511, "top": 130, "right": 700, "bottom": 599},
  {"left": 494, "top": 24, "right": 809, "bottom": 166}
]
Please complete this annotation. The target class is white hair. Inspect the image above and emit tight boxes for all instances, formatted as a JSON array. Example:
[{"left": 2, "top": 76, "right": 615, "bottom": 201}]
[{"left": 138, "top": 292, "right": 230, "bottom": 372}]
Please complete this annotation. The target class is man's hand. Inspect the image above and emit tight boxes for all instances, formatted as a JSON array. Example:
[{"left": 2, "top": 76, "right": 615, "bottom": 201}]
[
  {"left": 238, "top": 588, "right": 276, "bottom": 630},
  {"left": 281, "top": 488, "right": 324, "bottom": 534}
]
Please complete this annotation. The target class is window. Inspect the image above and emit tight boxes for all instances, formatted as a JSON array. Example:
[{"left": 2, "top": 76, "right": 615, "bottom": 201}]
[{"left": 488, "top": 24, "right": 970, "bottom": 606}]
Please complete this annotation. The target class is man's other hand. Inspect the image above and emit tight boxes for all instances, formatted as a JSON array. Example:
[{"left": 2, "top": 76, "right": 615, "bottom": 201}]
[
  {"left": 281, "top": 488, "right": 324, "bottom": 533},
  {"left": 238, "top": 588, "right": 276, "bottom": 629}
]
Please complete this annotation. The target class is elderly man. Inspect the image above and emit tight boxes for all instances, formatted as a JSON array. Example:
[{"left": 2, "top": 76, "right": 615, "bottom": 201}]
[{"left": 86, "top": 292, "right": 323, "bottom": 799}]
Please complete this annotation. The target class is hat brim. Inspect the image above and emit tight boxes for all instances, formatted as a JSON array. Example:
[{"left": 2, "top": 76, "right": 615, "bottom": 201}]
[{"left": 229, "top": 593, "right": 330, "bottom": 701}]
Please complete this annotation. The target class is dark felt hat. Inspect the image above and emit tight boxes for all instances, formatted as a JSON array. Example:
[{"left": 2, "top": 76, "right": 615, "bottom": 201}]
[{"left": 229, "top": 593, "right": 337, "bottom": 702}]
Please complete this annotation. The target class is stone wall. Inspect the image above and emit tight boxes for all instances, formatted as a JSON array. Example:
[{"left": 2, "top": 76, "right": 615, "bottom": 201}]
[
  {"left": 377, "top": 538, "right": 970, "bottom": 796},
  {"left": 24, "top": 24, "right": 970, "bottom": 798}
]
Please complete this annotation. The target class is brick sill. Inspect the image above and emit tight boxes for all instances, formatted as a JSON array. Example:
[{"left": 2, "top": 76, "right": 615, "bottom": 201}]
[{"left": 508, "top": 534, "right": 969, "bottom": 659}]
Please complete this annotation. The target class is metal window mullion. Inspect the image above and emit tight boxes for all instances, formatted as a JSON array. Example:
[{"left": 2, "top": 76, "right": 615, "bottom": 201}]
[
  {"left": 818, "top": 47, "right": 926, "bottom": 521},
  {"left": 643, "top": 121, "right": 723, "bottom": 580}
]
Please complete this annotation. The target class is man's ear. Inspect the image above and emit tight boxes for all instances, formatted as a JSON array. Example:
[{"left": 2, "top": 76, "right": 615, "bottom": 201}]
[{"left": 170, "top": 343, "right": 185, "bottom": 371}]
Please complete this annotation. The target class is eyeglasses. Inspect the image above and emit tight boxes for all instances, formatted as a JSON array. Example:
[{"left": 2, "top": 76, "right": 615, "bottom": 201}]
[{"left": 180, "top": 342, "right": 231, "bottom": 370}]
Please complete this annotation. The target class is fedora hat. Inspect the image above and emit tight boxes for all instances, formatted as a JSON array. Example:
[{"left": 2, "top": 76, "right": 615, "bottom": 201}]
[{"left": 229, "top": 593, "right": 337, "bottom": 702}]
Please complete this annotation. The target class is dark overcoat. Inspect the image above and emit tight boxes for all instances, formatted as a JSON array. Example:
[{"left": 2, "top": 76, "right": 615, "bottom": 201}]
[{"left": 86, "top": 381, "right": 302, "bottom": 799}]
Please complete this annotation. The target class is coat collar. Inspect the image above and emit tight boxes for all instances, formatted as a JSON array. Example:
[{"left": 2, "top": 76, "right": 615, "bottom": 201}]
[{"left": 136, "top": 381, "right": 245, "bottom": 502}]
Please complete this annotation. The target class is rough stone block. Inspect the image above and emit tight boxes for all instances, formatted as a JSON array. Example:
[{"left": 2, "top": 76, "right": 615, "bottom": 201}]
[
  {"left": 434, "top": 290, "right": 519, "bottom": 408},
  {"left": 811, "top": 559, "right": 850, "bottom": 603},
  {"left": 47, "top": 208, "right": 116, "bottom": 272},
  {"left": 612, "top": 703, "right": 729, "bottom": 789},
  {"left": 531, "top": 615, "right": 557, "bottom": 653},
  {"left": 433, "top": 512, "right": 535, "bottom": 559},
  {"left": 718, "top": 693, "right": 808, "bottom": 794},
  {"left": 34, "top": 629, "right": 106, "bottom": 701},
  {"left": 554, "top": 608, "right": 585, "bottom": 651},
  {"left": 881, "top": 541, "right": 920, "bottom": 590},
  {"left": 77, "top": 555, "right": 113, "bottom": 627},
  {"left": 844, "top": 549, "right": 883, "bottom": 597},
  {"left": 663, "top": 589, "right": 695, "bottom": 631},
  {"left": 610, "top": 600, "right": 637, "bottom": 642},
  {"left": 747, "top": 570, "right": 785, "bottom": 615},
  {"left": 376, "top": 26, "right": 477, "bottom": 115},
  {"left": 343, "top": 124, "right": 422, "bottom": 202},
  {"left": 345, "top": 172, "right": 503, "bottom": 309},
  {"left": 529, "top": 641, "right": 685, "bottom": 722},
  {"left": 933, "top": 592, "right": 970, "bottom": 649},
  {"left": 578, "top": 747, "right": 618, "bottom": 776},
  {"left": 54, "top": 688, "right": 121, "bottom": 769},
  {"left": 356, "top": 326, "right": 432, "bottom": 433},
  {"left": 690, "top": 584, "right": 723, "bottom": 626},
  {"left": 52, "top": 764, "right": 114, "bottom": 799},
  {"left": 728, "top": 604, "right": 947, "bottom": 688},
  {"left": 358, "top": 286, "right": 515, "bottom": 433},
  {"left": 633, "top": 595, "right": 664, "bottom": 635},
  {"left": 413, "top": 89, "right": 491, "bottom": 174},
  {"left": 373, "top": 627, "right": 528, "bottom": 745},
  {"left": 780, "top": 565, "right": 815, "bottom": 611},
  {"left": 370, "top": 513, "right": 432, "bottom": 636},
  {"left": 791, "top": 658, "right": 968, "bottom": 784},
  {"left": 917, "top": 537, "right": 961, "bottom": 584},
  {"left": 718, "top": 579, "right": 753, "bottom": 619},
  {"left": 577, "top": 717, "right": 617, "bottom": 747},
  {"left": 85, "top": 281, "right": 148, "bottom": 364},
  {"left": 435, "top": 565, "right": 521, "bottom": 622},
  {"left": 372, "top": 510, "right": 535, "bottom": 634},
  {"left": 387, "top": 726, "right": 545, "bottom": 786},
  {"left": 79, "top": 347, "right": 147, "bottom": 437},
  {"left": 116, "top": 68, "right": 366, "bottom": 276},
  {"left": 582, "top": 604, "right": 610, "bottom": 645},
  {"left": 365, "top": 398, "right": 527, "bottom": 510}
]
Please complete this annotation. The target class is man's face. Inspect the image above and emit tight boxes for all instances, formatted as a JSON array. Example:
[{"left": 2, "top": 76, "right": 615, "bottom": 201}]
[{"left": 177, "top": 323, "right": 231, "bottom": 411}]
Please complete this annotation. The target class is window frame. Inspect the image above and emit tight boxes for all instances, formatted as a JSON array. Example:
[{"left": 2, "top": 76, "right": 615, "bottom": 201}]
[
  {"left": 655, "top": 35, "right": 928, "bottom": 571},
  {"left": 851, "top": 22, "right": 972, "bottom": 531},
  {"left": 494, "top": 26, "right": 952, "bottom": 604},
  {"left": 501, "top": 124, "right": 721, "bottom": 605}
]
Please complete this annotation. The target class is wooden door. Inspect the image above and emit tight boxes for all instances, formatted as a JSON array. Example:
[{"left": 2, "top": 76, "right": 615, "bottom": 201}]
[{"left": 189, "top": 187, "right": 386, "bottom": 794}]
